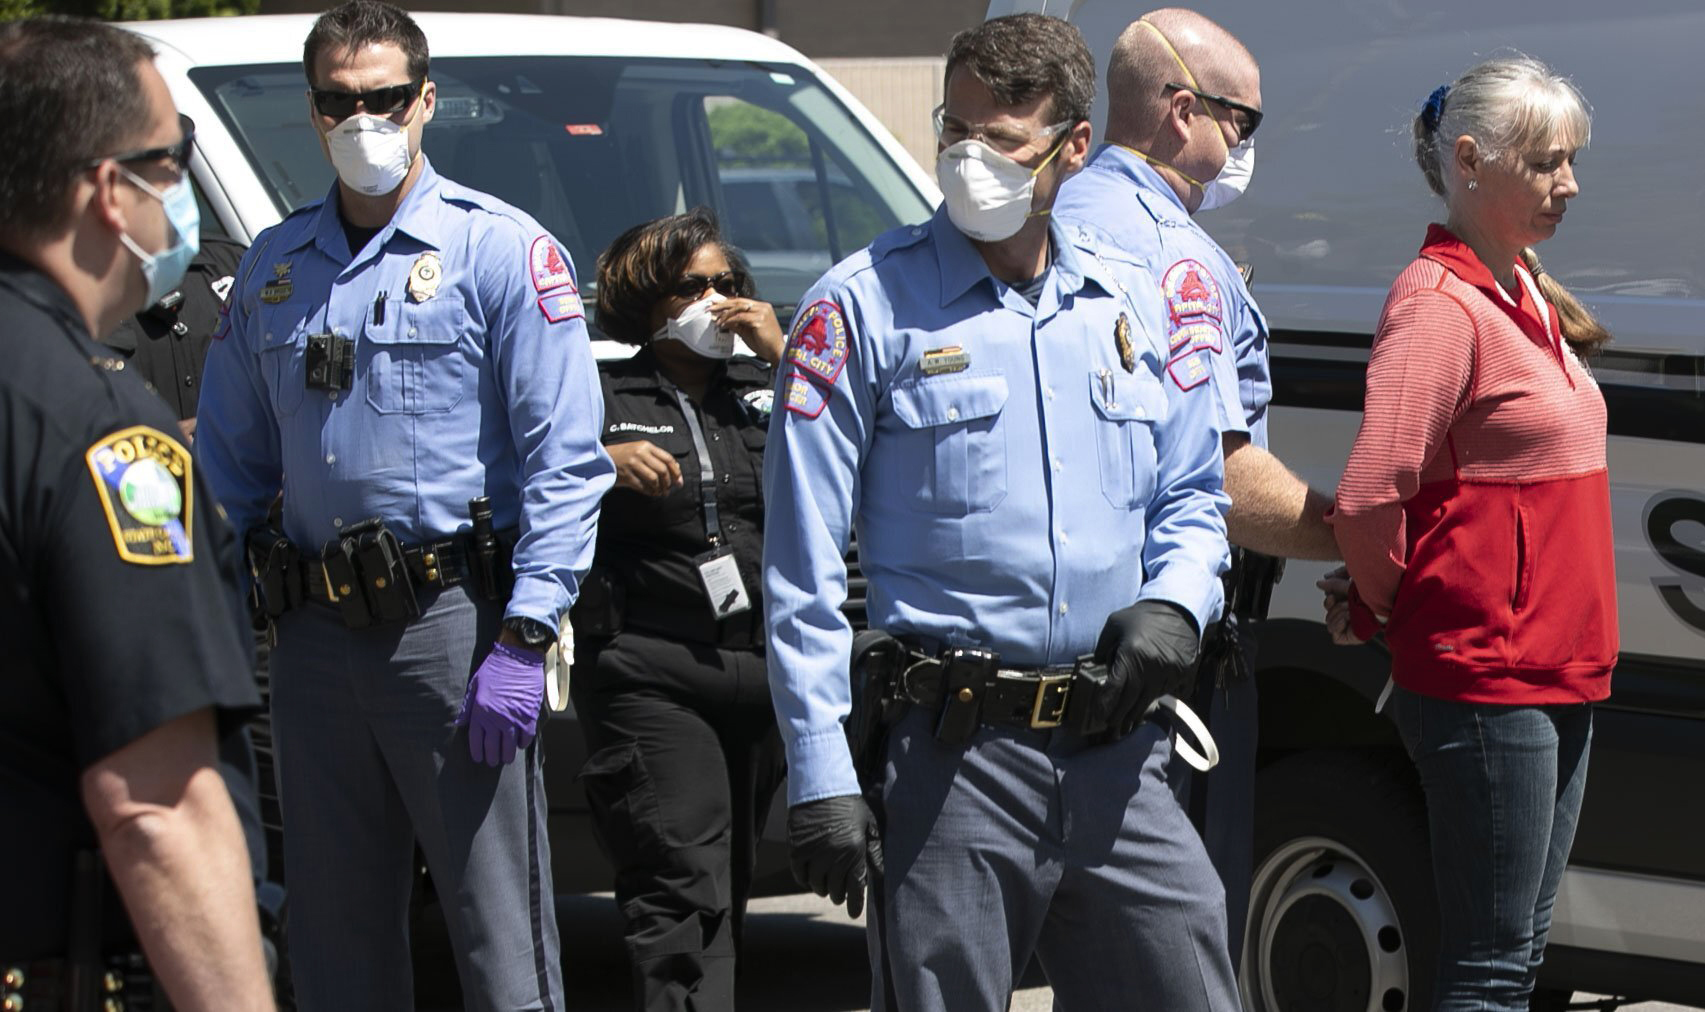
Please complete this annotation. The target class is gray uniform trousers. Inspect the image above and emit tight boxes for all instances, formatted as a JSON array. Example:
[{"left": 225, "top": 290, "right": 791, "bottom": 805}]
[
  {"left": 270, "top": 585, "right": 563, "bottom": 1011},
  {"left": 867, "top": 706, "right": 1241, "bottom": 1012}
]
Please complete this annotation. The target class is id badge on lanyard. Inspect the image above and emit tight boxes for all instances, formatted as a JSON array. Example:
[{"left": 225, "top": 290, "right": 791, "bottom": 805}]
[{"left": 674, "top": 387, "right": 752, "bottom": 618}]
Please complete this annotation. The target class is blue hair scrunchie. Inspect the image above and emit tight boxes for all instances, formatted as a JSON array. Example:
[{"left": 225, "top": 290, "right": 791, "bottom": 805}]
[{"left": 1421, "top": 84, "right": 1450, "bottom": 132}]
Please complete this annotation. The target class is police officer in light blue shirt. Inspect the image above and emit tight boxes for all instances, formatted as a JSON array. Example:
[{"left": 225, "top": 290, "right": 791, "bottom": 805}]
[
  {"left": 196, "top": 3, "right": 612, "bottom": 1008},
  {"left": 762, "top": 15, "right": 1240, "bottom": 1011},
  {"left": 1053, "top": 8, "right": 1340, "bottom": 967}
]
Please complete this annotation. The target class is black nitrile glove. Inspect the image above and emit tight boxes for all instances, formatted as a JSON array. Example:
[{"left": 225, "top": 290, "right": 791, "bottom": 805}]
[
  {"left": 787, "top": 794, "right": 883, "bottom": 918},
  {"left": 1090, "top": 600, "right": 1202, "bottom": 735}
]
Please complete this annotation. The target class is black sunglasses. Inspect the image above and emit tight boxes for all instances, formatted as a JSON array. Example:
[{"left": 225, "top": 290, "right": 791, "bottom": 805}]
[
  {"left": 85, "top": 114, "right": 196, "bottom": 177},
  {"left": 311, "top": 79, "right": 423, "bottom": 120},
  {"left": 670, "top": 271, "right": 741, "bottom": 300},
  {"left": 1165, "top": 83, "right": 1263, "bottom": 142}
]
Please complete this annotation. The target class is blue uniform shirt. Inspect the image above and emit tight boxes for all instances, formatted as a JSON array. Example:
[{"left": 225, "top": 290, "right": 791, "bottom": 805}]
[
  {"left": 762, "top": 207, "right": 1231, "bottom": 805},
  {"left": 198, "top": 157, "right": 615, "bottom": 628},
  {"left": 1055, "top": 144, "right": 1273, "bottom": 449}
]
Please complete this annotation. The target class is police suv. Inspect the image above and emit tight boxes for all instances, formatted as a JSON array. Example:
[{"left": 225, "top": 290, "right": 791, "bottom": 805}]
[
  {"left": 125, "top": 10, "right": 934, "bottom": 895},
  {"left": 991, "top": 0, "right": 1705, "bottom": 1008}
]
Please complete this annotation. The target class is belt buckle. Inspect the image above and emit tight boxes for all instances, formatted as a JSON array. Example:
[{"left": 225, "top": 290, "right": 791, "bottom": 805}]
[{"left": 1029, "top": 672, "right": 1071, "bottom": 729}]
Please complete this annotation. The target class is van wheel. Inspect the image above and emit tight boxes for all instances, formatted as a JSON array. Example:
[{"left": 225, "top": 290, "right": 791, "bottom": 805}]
[{"left": 1241, "top": 749, "right": 1437, "bottom": 1012}]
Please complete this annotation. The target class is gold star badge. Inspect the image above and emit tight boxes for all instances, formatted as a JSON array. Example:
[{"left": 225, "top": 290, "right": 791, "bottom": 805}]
[{"left": 1115, "top": 312, "right": 1135, "bottom": 373}]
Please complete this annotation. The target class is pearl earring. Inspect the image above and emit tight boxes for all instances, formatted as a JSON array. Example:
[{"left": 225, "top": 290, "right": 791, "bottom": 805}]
[{"left": 1467, "top": 179, "right": 1478, "bottom": 191}]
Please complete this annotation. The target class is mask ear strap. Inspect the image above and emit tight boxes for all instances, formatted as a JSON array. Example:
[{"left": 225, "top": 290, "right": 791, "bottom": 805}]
[{"left": 1136, "top": 19, "right": 1230, "bottom": 161}]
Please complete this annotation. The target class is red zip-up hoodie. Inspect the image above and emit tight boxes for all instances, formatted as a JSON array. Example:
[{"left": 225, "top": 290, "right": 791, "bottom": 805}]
[{"left": 1331, "top": 225, "right": 1617, "bottom": 704}]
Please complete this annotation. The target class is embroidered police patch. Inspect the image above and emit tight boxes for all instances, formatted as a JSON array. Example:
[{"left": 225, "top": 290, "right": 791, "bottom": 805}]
[
  {"left": 529, "top": 235, "right": 576, "bottom": 293},
  {"left": 86, "top": 426, "right": 193, "bottom": 565},
  {"left": 1161, "top": 259, "right": 1225, "bottom": 329},
  {"left": 783, "top": 370, "right": 829, "bottom": 419},
  {"left": 741, "top": 388, "right": 774, "bottom": 418},
  {"left": 785, "top": 300, "right": 849, "bottom": 388},
  {"left": 537, "top": 289, "right": 584, "bottom": 323}
]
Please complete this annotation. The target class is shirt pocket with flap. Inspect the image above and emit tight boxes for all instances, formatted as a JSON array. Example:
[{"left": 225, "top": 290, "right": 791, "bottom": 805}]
[
  {"left": 255, "top": 304, "right": 312, "bottom": 418},
  {"left": 1089, "top": 368, "right": 1167, "bottom": 509},
  {"left": 889, "top": 371, "right": 1009, "bottom": 515},
  {"left": 364, "top": 294, "right": 472, "bottom": 415}
]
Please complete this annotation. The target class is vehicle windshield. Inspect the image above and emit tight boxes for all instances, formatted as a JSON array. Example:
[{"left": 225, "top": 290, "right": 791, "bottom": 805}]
[{"left": 190, "top": 56, "right": 933, "bottom": 321}]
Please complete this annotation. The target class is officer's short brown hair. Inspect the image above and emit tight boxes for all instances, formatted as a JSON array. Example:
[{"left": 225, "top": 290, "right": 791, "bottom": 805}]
[
  {"left": 304, "top": 0, "right": 430, "bottom": 87},
  {"left": 944, "top": 13, "right": 1096, "bottom": 127},
  {"left": 0, "top": 18, "right": 157, "bottom": 243}
]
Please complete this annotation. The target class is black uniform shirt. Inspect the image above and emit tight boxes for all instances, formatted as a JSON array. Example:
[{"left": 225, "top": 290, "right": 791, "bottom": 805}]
[
  {"left": 0, "top": 253, "right": 260, "bottom": 957},
  {"left": 102, "top": 236, "right": 245, "bottom": 421},
  {"left": 587, "top": 347, "right": 772, "bottom": 646}
]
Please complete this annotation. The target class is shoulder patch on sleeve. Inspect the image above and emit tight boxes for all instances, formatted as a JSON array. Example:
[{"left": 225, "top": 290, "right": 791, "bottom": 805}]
[
  {"left": 785, "top": 299, "right": 849, "bottom": 388},
  {"left": 528, "top": 235, "right": 577, "bottom": 293},
  {"left": 1166, "top": 350, "right": 1213, "bottom": 391},
  {"left": 1161, "top": 259, "right": 1226, "bottom": 350},
  {"left": 85, "top": 426, "right": 194, "bottom": 565},
  {"left": 538, "top": 289, "right": 584, "bottom": 324},
  {"left": 783, "top": 370, "right": 829, "bottom": 419}
]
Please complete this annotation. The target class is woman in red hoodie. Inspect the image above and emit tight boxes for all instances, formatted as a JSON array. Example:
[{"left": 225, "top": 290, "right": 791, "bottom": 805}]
[{"left": 1328, "top": 56, "right": 1615, "bottom": 1011}]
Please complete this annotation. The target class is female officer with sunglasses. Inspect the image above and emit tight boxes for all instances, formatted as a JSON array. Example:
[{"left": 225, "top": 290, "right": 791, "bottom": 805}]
[{"left": 571, "top": 207, "right": 785, "bottom": 1012}]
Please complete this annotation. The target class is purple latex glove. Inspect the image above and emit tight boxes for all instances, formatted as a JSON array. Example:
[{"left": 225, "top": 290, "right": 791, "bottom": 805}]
[{"left": 455, "top": 641, "right": 544, "bottom": 767}]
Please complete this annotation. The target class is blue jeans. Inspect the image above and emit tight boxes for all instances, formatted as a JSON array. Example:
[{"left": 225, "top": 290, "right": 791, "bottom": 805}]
[{"left": 1390, "top": 688, "right": 1593, "bottom": 1012}]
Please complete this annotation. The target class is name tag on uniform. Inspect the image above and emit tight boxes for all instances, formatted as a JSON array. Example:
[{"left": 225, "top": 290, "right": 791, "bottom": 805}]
[
  {"left": 694, "top": 544, "right": 751, "bottom": 618},
  {"left": 919, "top": 345, "right": 970, "bottom": 376}
]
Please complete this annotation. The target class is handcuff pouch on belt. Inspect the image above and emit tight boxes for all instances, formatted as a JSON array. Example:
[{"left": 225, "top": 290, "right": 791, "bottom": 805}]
[
  {"left": 304, "top": 333, "right": 355, "bottom": 392},
  {"left": 319, "top": 518, "right": 419, "bottom": 629}
]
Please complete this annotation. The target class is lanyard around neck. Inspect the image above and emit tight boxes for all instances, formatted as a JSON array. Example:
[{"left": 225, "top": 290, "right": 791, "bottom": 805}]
[{"left": 671, "top": 386, "right": 723, "bottom": 546}]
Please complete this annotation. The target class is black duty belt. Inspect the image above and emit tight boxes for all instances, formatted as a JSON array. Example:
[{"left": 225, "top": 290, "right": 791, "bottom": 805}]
[
  {"left": 891, "top": 642, "right": 1082, "bottom": 731},
  {"left": 1, "top": 952, "right": 155, "bottom": 1010},
  {"left": 306, "top": 534, "right": 478, "bottom": 602}
]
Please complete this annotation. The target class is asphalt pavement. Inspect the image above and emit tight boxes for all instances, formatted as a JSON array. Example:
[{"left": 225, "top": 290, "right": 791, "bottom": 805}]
[{"left": 413, "top": 891, "right": 1696, "bottom": 1011}]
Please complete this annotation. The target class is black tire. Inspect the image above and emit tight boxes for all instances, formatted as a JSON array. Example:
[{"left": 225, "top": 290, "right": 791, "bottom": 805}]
[{"left": 1242, "top": 748, "right": 1439, "bottom": 1012}]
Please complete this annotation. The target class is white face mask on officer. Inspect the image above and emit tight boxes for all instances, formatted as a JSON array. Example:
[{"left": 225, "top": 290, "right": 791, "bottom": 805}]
[
  {"left": 653, "top": 292, "right": 736, "bottom": 359},
  {"left": 936, "top": 136, "right": 1067, "bottom": 243},
  {"left": 323, "top": 108, "right": 420, "bottom": 196},
  {"left": 1198, "top": 139, "right": 1254, "bottom": 212}
]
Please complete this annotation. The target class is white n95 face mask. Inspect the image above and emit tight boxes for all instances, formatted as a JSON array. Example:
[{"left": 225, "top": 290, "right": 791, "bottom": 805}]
[
  {"left": 654, "top": 292, "right": 736, "bottom": 359},
  {"left": 324, "top": 113, "right": 415, "bottom": 196},
  {"left": 936, "top": 138, "right": 1063, "bottom": 242},
  {"left": 1199, "top": 139, "right": 1254, "bottom": 212}
]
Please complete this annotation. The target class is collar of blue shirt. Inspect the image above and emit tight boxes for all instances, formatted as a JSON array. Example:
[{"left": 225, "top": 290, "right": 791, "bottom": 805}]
[
  {"left": 927, "top": 204, "right": 1115, "bottom": 310},
  {"left": 288, "top": 154, "right": 447, "bottom": 263}
]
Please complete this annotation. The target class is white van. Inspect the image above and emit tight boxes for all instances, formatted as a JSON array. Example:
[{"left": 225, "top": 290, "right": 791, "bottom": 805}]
[
  {"left": 991, "top": 1, "right": 1705, "bottom": 1008},
  {"left": 125, "top": 11, "right": 936, "bottom": 895}
]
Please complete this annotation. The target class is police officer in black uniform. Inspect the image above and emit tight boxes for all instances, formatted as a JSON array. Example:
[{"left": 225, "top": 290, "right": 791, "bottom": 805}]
[
  {"left": 0, "top": 18, "right": 274, "bottom": 1011},
  {"left": 104, "top": 232, "right": 246, "bottom": 437},
  {"left": 572, "top": 209, "right": 786, "bottom": 1012}
]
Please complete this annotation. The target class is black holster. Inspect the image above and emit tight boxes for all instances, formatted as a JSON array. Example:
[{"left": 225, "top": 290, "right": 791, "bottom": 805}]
[
  {"left": 245, "top": 525, "right": 304, "bottom": 624},
  {"left": 321, "top": 518, "right": 419, "bottom": 629},
  {"left": 847, "top": 630, "right": 907, "bottom": 789},
  {"left": 1202, "top": 547, "right": 1285, "bottom": 687},
  {"left": 467, "top": 496, "right": 513, "bottom": 603}
]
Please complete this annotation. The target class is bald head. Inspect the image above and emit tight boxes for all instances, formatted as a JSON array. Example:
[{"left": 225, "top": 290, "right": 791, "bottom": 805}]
[{"left": 1105, "top": 7, "right": 1257, "bottom": 146}]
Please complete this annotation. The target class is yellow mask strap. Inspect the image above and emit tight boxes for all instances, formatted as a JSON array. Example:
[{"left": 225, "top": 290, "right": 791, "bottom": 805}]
[
  {"left": 1135, "top": 19, "right": 1201, "bottom": 91},
  {"left": 1128, "top": 20, "right": 1229, "bottom": 188},
  {"left": 1116, "top": 143, "right": 1209, "bottom": 193}
]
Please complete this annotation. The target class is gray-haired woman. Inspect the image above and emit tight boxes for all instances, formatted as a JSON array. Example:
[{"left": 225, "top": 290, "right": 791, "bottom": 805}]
[{"left": 1327, "top": 56, "right": 1615, "bottom": 1010}]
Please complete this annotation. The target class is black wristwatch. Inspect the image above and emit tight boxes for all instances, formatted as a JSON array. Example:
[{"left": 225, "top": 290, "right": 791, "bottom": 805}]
[{"left": 502, "top": 616, "right": 555, "bottom": 651}]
